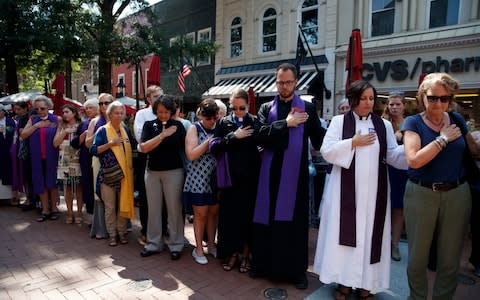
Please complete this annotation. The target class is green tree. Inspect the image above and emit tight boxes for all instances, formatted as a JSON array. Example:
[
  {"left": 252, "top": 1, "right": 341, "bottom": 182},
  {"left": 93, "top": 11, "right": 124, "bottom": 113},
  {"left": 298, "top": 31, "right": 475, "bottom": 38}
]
[{"left": 0, "top": 0, "right": 37, "bottom": 94}]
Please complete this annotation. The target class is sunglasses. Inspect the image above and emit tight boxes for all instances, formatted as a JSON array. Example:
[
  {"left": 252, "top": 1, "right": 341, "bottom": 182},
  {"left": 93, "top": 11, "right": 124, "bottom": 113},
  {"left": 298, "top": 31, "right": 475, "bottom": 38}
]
[
  {"left": 230, "top": 106, "right": 246, "bottom": 111},
  {"left": 426, "top": 95, "right": 452, "bottom": 103},
  {"left": 99, "top": 101, "right": 112, "bottom": 106},
  {"left": 36, "top": 107, "right": 48, "bottom": 111}
]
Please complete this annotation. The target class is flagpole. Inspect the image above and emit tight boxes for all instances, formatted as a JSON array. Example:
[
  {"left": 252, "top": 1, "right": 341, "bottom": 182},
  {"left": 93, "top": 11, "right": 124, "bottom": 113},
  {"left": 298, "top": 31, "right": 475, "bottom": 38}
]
[
  {"left": 298, "top": 24, "right": 331, "bottom": 99},
  {"left": 183, "top": 57, "right": 210, "bottom": 95}
]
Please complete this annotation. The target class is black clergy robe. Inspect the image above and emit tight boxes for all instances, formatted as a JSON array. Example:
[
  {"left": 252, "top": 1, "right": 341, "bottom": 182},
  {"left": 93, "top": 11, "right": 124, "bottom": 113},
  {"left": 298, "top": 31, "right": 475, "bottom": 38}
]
[{"left": 251, "top": 97, "right": 325, "bottom": 282}]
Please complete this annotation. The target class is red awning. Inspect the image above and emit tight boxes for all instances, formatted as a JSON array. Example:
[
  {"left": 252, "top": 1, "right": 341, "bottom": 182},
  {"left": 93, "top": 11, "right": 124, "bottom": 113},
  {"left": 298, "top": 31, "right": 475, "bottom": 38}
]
[{"left": 147, "top": 55, "right": 160, "bottom": 87}]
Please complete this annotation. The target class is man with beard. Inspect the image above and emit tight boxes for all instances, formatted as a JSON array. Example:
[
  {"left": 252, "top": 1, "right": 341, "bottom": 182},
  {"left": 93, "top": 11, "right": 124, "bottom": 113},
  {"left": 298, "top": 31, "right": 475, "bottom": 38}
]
[{"left": 250, "top": 63, "right": 325, "bottom": 289}]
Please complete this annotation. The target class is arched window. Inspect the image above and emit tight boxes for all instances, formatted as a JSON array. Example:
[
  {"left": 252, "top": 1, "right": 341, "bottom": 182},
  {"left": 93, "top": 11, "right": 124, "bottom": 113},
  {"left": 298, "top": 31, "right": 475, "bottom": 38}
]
[
  {"left": 301, "top": 0, "right": 319, "bottom": 45},
  {"left": 230, "top": 17, "right": 242, "bottom": 58},
  {"left": 262, "top": 8, "right": 277, "bottom": 52}
]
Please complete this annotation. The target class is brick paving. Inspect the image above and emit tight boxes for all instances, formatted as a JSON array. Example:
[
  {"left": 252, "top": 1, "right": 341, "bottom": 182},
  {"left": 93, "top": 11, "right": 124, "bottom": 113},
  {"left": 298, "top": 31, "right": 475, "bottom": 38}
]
[
  {"left": 1, "top": 202, "right": 479, "bottom": 299},
  {"left": 0, "top": 204, "right": 322, "bottom": 299}
]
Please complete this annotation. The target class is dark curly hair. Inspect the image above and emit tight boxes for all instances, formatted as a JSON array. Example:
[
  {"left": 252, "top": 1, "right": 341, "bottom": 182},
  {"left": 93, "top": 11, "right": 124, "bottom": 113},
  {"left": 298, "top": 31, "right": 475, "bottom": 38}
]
[{"left": 152, "top": 95, "right": 177, "bottom": 116}]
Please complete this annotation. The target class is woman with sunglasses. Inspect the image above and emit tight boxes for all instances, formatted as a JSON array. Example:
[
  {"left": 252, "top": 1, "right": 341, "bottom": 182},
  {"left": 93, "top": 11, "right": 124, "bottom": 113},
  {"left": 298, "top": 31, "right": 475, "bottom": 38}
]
[
  {"left": 85, "top": 93, "right": 112, "bottom": 239},
  {"left": 20, "top": 96, "right": 60, "bottom": 222},
  {"left": 184, "top": 99, "right": 219, "bottom": 265},
  {"left": 209, "top": 89, "right": 261, "bottom": 273},
  {"left": 402, "top": 72, "right": 478, "bottom": 299},
  {"left": 54, "top": 105, "right": 83, "bottom": 224}
]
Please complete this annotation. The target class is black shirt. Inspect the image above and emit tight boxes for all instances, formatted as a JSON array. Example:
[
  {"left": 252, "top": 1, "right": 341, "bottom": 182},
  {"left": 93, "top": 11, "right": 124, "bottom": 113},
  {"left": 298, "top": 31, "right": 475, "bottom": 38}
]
[{"left": 141, "top": 118, "right": 186, "bottom": 171}]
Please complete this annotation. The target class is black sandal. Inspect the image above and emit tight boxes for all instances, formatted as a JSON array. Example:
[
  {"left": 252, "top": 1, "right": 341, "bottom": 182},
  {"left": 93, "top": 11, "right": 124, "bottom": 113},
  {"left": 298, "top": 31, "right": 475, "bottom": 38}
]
[
  {"left": 222, "top": 254, "right": 238, "bottom": 271},
  {"left": 36, "top": 213, "right": 50, "bottom": 222},
  {"left": 357, "top": 289, "right": 374, "bottom": 300},
  {"left": 49, "top": 211, "right": 60, "bottom": 220},
  {"left": 334, "top": 284, "right": 352, "bottom": 300},
  {"left": 239, "top": 257, "right": 250, "bottom": 273}
]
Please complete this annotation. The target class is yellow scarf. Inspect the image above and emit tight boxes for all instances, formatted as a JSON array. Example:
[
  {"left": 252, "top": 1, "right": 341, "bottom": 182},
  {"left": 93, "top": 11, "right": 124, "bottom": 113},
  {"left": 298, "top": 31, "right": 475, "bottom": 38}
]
[{"left": 105, "top": 122, "right": 135, "bottom": 219}]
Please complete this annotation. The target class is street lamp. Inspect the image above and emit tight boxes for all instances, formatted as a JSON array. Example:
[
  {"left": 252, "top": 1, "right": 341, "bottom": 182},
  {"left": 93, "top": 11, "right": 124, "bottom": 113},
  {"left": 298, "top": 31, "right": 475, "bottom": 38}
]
[{"left": 116, "top": 78, "right": 126, "bottom": 98}]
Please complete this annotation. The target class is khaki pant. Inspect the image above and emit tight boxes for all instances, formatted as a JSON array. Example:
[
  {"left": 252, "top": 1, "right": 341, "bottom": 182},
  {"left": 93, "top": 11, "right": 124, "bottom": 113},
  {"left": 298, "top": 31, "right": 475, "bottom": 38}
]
[
  {"left": 101, "top": 183, "right": 127, "bottom": 238},
  {"left": 144, "top": 168, "right": 184, "bottom": 252},
  {"left": 404, "top": 180, "right": 471, "bottom": 300}
]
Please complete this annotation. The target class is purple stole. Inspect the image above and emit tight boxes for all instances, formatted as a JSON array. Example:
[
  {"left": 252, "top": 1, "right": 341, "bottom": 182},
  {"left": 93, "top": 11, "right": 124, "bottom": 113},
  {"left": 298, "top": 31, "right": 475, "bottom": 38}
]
[
  {"left": 10, "top": 117, "right": 23, "bottom": 191},
  {"left": 340, "top": 111, "right": 388, "bottom": 264},
  {"left": 30, "top": 114, "right": 59, "bottom": 195},
  {"left": 253, "top": 95, "right": 304, "bottom": 224}
]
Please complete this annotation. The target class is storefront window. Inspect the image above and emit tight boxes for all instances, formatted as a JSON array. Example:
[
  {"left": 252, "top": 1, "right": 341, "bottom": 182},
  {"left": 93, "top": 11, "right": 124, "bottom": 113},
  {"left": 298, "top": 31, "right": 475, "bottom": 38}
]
[
  {"left": 301, "top": 0, "right": 319, "bottom": 45},
  {"left": 429, "top": 0, "right": 459, "bottom": 28},
  {"left": 231, "top": 17, "right": 242, "bottom": 58},
  {"left": 262, "top": 8, "right": 277, "bottom": 53},
  {"left": 371, "top": 0, "right": 394, "bottom": 37}
]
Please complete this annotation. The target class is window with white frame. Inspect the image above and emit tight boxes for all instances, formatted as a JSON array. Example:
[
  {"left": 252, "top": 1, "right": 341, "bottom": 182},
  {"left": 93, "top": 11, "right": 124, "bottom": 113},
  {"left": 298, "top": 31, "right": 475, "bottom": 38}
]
[
  {"left": 230, "top": 17, "right": 242, "bottom": 58},
  {"left": 429, "top": 0, "right": 459, "bottom": 28},
  {"left": 197, "top": 28, "right": 212, "bottom": 65},
  {"left": 132, "top": 71, "right": 137, "bottom": 96},
  {"left": 185, "top": 32, "right": 195, "bottom": 66},
  {"left": 371, "top": 0, "right": 395, "bottom": 37},
  {"left": 262, "top": 8, "right": 277, "bottom": 53},
  {"left": 169, "top": 37, "right": 179, "bottom": 71},
  {"left": 301, "top": 0, "right": 319, "bottom": 45}
]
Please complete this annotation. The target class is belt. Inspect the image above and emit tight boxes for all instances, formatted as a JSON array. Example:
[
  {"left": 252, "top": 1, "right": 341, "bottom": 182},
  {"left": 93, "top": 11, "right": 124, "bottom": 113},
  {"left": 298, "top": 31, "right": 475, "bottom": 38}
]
[{"left": 409, "top": 177, "right": 466, "bottom": 192}]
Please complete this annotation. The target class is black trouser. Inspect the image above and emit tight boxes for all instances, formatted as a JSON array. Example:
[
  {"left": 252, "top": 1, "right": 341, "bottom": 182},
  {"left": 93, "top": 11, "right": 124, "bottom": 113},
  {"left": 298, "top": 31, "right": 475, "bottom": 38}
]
[{"left": 470, "top": 187, "right": 480, "bottom": 268}]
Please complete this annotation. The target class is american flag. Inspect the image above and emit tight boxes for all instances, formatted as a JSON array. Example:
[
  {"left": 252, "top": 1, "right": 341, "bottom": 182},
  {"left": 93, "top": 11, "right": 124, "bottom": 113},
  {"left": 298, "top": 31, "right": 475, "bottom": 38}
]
[{"left": 177, "top": 64, "right": 191, "bottom": 93}]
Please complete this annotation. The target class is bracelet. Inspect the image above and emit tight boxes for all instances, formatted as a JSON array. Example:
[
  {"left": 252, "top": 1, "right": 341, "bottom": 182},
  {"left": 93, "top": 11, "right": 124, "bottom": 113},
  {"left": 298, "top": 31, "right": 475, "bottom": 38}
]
[
  {"left": 438, "top": 134, "right": 449, "bottom": 144},
  {"left": 433, "top": 140, "right": 443, "bottom": 150},
  {"left": 435, "top": 136, "right": 447, "bottom": 149}
]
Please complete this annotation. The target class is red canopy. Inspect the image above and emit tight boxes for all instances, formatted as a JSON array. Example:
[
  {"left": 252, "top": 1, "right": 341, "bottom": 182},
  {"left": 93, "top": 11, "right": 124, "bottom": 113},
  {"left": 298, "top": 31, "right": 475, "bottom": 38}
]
[
  {"left": 147, "top": 55, "right": 160, "bottom": 87},
  {"left": 345, "top": 29, "right": 363, "bottom": 92},
  {"left": 248, "top": 86, "right": 257, "bottom": 115}
]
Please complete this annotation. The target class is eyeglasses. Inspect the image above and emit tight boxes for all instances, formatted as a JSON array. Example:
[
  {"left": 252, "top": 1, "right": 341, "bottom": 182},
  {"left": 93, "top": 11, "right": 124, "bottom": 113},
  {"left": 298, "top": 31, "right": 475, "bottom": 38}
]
[
  {"left": 426, "top": 95, "right": 452, "bottom": 103},
  {"left": 276, "top": 80, "right": 296, "bottom": 87},
  {"left": 230, "top": 106, "right": 246, "bottom": 111},
  {"left": 36, "top": 107, "right": 48, "bottom": 111},
  {"left": 99, "top": 101, "right": 112, "bottom": 106}
]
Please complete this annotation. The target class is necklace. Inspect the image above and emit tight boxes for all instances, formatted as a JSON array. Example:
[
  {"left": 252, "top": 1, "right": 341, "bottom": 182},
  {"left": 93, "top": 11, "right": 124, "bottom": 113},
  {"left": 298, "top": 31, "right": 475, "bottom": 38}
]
[{"left": 424, "top": 113, "right": 444, "bottom": 127}]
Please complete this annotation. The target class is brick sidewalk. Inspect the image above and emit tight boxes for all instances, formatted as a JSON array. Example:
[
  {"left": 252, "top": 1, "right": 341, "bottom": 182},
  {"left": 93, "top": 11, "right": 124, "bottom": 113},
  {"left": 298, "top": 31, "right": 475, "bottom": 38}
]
[
  {"left": 0, "top": 205, "right": 322, "bottom": 299},
  {"left": 1, "top": 203, "right": 479, "bottom": 299}
]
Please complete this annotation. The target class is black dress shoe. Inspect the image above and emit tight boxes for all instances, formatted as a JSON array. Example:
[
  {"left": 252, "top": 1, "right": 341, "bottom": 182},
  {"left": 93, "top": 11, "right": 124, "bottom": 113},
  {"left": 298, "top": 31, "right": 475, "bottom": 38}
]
[
  {"left": 294, "top": 274, "right": 308, "bottom": 290},
  {"left": 170, "top": 251, "right": 181, "bottom": 260},
  {"left": 140, "top": 249, "right": 158, "bottom": 257}
]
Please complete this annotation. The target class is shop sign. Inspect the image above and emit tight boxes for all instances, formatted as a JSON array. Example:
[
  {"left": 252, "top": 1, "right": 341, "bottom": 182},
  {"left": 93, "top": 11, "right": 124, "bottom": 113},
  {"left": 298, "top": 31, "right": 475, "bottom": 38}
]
[{"left": 363, "top": 55, "right": 480, "bottom": 82}]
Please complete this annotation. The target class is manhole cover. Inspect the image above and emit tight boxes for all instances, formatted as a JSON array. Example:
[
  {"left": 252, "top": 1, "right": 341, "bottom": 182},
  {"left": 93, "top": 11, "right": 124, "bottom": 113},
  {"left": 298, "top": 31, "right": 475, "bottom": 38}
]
[
  {"left": 264, "top": 288, "right": 288, "bottom": 300},
  {"left": 457, "top": 274, "right": 476, "bottom": 286},
  {"left": 127, "top": 278, "right": 153, "bottom": 291}
]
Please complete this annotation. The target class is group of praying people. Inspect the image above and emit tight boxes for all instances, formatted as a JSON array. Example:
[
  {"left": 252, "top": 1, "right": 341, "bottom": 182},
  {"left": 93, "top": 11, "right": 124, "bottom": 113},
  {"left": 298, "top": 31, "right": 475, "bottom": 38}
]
[{"left": 1, "top": 62, "right": 479, "bottom": 299}]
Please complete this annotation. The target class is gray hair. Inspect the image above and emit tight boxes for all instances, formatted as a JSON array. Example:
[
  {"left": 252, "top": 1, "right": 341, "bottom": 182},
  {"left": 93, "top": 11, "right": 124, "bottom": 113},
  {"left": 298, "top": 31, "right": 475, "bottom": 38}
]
[
  {"left": 215, "top": 99, "right": 227, "bottom": 116},
  {"left": 32, "top": 95, "right": 53, "bottom": 109},
  {"left": 83, "top": 98, "right": 99, "bottom": 109},
  {"left": 146, "top": 85, "right": 164, "bottom": 98},
  {"left": 106, "top": 100, "right": 125, "bottom": 117}
]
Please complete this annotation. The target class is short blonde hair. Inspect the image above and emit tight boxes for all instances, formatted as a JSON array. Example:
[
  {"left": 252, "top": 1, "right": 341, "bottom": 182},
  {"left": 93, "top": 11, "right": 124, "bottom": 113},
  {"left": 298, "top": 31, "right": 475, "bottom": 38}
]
[
  {"left": 98, "top": 93, "right": 113, "bottom": 103},
  {"left": 418, "top": 73, "right": 459, "bottom": 102}
]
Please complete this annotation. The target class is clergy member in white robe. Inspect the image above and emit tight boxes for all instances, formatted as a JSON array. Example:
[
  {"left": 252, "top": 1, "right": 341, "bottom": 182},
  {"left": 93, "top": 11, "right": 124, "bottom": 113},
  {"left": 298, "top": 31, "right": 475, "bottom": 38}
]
[{"left": 313, "top": 80, "right": 407, "bottom": 297}]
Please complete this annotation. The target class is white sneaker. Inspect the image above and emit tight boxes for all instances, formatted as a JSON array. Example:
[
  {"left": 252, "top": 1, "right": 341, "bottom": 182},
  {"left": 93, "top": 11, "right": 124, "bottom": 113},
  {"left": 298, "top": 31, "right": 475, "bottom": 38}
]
[{"left": 192, "top": 248, "right": 208, "bottom": 265}]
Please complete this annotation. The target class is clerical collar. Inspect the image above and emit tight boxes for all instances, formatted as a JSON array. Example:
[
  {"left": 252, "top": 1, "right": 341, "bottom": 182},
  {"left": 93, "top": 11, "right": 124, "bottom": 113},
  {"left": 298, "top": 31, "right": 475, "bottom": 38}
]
[
  {"left": 354, "top": 112, "right": 371, "bottom": 121},
  {"left": 233, "top": 116, "right": 243, "bottom": 127},
  {"left": 40, "top": 115, "right": 49, "bottom": 120}
]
